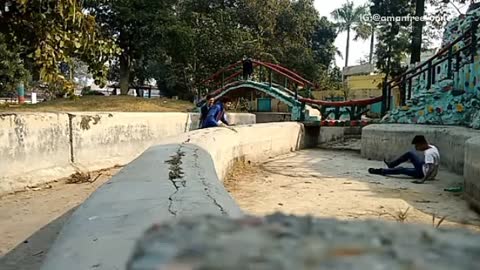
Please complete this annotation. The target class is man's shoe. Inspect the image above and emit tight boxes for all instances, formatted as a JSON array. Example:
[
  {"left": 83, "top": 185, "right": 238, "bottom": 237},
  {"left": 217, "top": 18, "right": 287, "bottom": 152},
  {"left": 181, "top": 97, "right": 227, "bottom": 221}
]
[
  {"left": 412, "top": 179, "right": 426, "bottom": 184},
  {"left": 368, "top": 168, "right": 383, "bottom": 175},
  {"left": 384, "top": 159, "right": 394, "bottom": 168}
]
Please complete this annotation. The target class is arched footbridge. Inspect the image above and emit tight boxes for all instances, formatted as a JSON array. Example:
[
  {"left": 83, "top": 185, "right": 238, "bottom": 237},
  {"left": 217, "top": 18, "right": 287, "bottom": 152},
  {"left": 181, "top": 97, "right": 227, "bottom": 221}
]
[{"left": 196, "top": 59, "right": 385, "bottom": 122}]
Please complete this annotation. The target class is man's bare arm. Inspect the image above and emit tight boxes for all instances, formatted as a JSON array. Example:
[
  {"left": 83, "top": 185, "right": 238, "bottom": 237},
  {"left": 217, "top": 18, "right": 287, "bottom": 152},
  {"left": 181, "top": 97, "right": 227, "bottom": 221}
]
[{"left": 412, "top": 164, "right": 434, "bottom": 184}]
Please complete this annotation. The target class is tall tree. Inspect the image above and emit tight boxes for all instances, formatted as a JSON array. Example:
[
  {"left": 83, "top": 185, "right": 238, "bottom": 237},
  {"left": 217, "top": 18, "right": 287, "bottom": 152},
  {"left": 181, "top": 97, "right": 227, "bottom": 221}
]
[
  {"left": 410, "top": 0, "right": 426, "bottom": 64},
  {"left": 371, "top": 0, "right": 412, "bottom": 77},
  {"left": 331, "top": 1, "right": 369, "bottom": 67}
]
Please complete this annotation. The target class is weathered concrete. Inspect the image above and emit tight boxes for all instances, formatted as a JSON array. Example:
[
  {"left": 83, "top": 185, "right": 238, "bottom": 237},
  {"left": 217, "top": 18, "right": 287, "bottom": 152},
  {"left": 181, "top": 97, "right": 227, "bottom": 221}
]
[
  {"left": 254, "top": 112, "right": 291, "bottom": 123},
  {"left": 71, "top": 112, "right": 192, "bottom": 170},
  {"left": 361, "top": 124, "right": 480, "bottom": 174},
  {"left": 128, "top": 214, "right": 480, "bottom": 270},
  {"left": 319, "top": 126, "right": 362, "bottom": 144},
  {"left": 40, "top": 122, "right": 306, "bottom": 270},
  {"left": 0, "top": 112, "right": 255, "bottom": 195},
  {"left": 0, "top": 113, "right": 73, "bottom": 194},
  {"left": 465, "top": 136, "right": 480, "bottom": 211}
]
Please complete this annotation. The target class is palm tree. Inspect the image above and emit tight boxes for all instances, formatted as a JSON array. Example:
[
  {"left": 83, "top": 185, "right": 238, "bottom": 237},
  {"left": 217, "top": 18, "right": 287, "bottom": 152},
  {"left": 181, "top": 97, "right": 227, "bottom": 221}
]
[
  {"left": 331, "top": 1, "right": 369, "bottom": 67},
  {"left": 353, "top": 19, "right": 376, "bottom": 65}
]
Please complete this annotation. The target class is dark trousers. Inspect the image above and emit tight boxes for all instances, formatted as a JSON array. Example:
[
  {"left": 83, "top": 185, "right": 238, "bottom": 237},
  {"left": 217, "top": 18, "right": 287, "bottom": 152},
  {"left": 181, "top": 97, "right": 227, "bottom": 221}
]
[{"left": 382, "top": 151, "right": 425, "bottom": 179}]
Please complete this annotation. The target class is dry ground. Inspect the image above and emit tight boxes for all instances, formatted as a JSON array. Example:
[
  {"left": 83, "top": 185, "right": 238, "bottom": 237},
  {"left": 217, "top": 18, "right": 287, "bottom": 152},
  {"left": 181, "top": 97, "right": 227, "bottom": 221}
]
[
  {"left": 0, "top": 167, "right": 121, "bottom": 270},
  {"left": 225, "top": 149, "right": 480, "bottom": 232}
]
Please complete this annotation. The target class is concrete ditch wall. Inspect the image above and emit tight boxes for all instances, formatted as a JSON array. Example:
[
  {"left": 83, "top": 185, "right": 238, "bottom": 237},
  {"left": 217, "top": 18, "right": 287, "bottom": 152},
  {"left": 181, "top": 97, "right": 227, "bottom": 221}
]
[
  {"left": 361, "top": 124, "right": 480, "bottom": 210},
  {"left": 361, "top": 124, "right": 480, "bottom": 174},
  {"left": 40, "top": 122, "right": 306, "bottom": 270},
  {"left": 0, "top": 112, "right": 255, "bottom": 195},
  {"left": 465, "top": 136, "right": 480, "bottom": 210}
]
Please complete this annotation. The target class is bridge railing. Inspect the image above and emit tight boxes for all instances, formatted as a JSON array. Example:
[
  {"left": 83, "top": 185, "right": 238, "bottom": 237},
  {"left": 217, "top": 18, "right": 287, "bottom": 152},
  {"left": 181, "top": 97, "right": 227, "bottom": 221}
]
[{"left": 383, "top": 19, "right": 480, "bottom": 114}]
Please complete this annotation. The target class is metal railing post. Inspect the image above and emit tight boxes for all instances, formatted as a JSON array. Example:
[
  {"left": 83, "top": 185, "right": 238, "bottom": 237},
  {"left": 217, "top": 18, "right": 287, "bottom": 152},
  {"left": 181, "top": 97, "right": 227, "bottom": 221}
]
[
  {"left": 381, "top": 82, "right": 387, "bottom": 115},
  {"left": 268, "top": 69, "right": 272, "bottom": 87},
  {"left": 471, "top": 21, "right": 477, "bottom": 63},
  {"left": 427, "top": 61, "right": 432, "bottom": 90},
  {"left": 408, "top": 77, "right": 412, "bottom": 100},
  {"left": 448, "top": 47, "right": 453, "bottom": 79}
]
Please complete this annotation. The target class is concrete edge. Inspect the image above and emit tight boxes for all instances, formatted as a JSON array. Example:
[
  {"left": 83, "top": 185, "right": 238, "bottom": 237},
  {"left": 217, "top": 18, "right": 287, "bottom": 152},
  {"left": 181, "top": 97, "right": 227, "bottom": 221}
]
[
  {"left": 40, "top": 122, "right": 309, "bottom": 270},
  {"left": 0, "top": 112, "right": 255, "bottom": 195}
]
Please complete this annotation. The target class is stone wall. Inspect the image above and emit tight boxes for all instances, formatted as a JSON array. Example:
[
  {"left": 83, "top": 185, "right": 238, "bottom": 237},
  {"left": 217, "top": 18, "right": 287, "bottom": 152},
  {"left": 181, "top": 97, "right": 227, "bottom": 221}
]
[{"left": 0, "top": 112, "right": 255, "bottom": 195}]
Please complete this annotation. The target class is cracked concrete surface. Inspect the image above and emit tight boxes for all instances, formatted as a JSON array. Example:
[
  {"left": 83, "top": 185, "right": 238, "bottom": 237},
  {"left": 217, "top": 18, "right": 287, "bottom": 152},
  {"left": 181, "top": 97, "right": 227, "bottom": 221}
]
[{"left": 165, "top": 148, "right": 186, "bottom": 216}]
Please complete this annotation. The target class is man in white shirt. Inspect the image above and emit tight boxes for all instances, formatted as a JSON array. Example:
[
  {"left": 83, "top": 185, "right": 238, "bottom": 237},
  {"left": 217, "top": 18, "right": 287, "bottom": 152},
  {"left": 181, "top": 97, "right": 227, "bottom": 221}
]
[{"left": 368, "top": 135, "right": 440, "bottom": 184}]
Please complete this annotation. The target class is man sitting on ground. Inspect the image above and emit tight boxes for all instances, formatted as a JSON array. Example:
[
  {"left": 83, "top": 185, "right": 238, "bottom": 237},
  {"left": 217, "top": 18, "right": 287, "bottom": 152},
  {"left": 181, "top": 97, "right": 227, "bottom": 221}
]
[{"left": 368, "top": 135, "right": 440, "bottom": 184}]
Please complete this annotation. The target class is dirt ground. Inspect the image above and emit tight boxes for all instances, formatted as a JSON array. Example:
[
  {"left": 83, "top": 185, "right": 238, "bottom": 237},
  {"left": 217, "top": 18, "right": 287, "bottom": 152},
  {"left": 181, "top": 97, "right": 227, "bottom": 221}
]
[
  {"left": 0, "top": 167, "right": 121, "bottom": 270},
  {"left": 225, "top": 149, "right": 480, "bottom": 232}
]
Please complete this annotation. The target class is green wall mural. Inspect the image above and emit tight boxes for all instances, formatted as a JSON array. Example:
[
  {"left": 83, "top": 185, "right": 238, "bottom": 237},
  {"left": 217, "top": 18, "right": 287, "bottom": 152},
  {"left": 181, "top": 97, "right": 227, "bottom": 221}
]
[{"left": 383, "top": 7, "right": 480, "bottom": 129}]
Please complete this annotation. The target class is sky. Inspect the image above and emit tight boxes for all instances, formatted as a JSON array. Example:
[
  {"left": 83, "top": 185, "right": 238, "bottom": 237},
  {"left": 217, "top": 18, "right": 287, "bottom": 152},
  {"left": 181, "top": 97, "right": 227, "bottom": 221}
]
[
  {"left": 314, "top": 0, "right": 371, "bottom": 67},
  {"left": 314, "top": 0, "right": 470, "bottom": 68}
]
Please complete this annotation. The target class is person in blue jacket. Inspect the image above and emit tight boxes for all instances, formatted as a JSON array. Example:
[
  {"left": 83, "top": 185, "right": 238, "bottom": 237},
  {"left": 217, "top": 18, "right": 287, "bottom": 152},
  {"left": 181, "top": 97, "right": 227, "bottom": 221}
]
[
  {"left": 201, "top": 97, "right": 232, "bottom": 129},
  {"left": 199, "top": 94, "right": 215, "bottom": 128}
]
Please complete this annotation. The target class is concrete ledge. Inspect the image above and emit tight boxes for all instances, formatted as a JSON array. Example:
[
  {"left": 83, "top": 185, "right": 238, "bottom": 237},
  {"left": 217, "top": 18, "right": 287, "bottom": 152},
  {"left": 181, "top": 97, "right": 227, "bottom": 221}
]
[
  {"left": 361, "top": 124, "right": 480, "bottom": 174},
  {"left": 0, "top": 112, "right": 255, "bottom": 195},
  {"left": 465, "top": 136, "right": 480, "bottom": 210},
  {"left": 40, "top": 122, "right": 306, "bottom": 270},
  {"left": 128, "top": 214, "right": 480, "bottom": 269}
]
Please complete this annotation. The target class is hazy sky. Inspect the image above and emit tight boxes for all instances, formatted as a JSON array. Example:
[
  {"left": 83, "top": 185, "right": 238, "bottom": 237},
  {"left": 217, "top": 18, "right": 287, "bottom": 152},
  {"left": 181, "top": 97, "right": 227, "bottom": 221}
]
[
  {"left": 314, "top": 0, "right": 370, "bottom": 67},
  {"left": 314, "top": 0, "right": 470, "bottom": 67}
]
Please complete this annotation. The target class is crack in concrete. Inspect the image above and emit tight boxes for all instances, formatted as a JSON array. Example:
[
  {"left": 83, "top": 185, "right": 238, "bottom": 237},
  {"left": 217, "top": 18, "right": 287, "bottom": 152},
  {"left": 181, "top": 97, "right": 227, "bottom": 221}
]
[
  {"left": 193, "top": 148, "right": 227, "bottom": 215},
  {"left": 165, "top": 148, "right": 186, "bottom": 216}
]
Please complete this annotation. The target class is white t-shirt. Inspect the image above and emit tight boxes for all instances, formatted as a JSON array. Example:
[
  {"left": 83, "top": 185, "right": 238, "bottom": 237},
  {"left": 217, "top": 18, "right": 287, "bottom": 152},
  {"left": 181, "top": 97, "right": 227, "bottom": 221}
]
[{"left": 423, "top": 145, "right": 440, "bottom": 179}]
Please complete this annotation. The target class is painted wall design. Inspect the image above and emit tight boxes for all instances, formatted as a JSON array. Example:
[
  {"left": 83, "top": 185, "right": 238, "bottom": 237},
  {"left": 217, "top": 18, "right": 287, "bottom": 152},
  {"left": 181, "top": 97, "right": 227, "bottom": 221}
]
[{"left": 383, "top": 7, "right": 480, "bottom": 129}]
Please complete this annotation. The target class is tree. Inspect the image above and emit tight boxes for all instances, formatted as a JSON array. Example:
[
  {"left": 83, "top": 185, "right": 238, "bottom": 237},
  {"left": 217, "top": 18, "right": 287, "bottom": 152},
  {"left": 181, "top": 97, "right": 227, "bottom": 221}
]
[
  {"left": 410, "top": 0, "right": 426, "bottom": 64},
  {"left": 0, "top": 0, "right": 118, "bottom": 94},
  {"left": 331, "top": 1, "right": 369, "bottom": 67},
  {"left": 353, "top": 16, "right": 377, "bottom": 64},
  {"left": 0, "top": 34, "right": 30, "bottom": 95},
  {"left": 86, "top": 0, "right": 178, "bottom": 94},
  {"left": 371, "top": 0, "right": 412, "bottom": 77}
]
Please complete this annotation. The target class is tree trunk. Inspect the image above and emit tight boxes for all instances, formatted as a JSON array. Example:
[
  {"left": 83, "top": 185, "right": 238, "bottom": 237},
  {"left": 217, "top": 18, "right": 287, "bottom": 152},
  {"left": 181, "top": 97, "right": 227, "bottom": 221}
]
[
  {"left": 369, "top": 26, "right": 375, "bottom": 64},
  {"left": 410, "top": 0, "right": 425, "bottom": 64},
  {"left": 119, "top": 53, "right": 130, "bottom": 95},
  {"left": 345, "top": 27, "right": 351, "bottom": 67}
]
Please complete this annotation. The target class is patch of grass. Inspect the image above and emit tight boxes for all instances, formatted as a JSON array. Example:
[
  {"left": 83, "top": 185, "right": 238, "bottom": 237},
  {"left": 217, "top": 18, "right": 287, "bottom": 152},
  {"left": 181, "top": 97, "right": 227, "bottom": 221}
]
[
  {"left": 382, "top": 207, "right": 410, "bottom": 223},
  {"left": 432, "top": 213, "right": 447, "bottom": 228},
  {"left": 0, "top": 96, "right": 194, "bottom": 112}
]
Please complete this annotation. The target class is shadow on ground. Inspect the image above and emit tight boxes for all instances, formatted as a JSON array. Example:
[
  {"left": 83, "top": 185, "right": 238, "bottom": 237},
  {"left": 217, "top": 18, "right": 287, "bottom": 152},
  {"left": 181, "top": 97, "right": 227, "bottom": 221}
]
[{"left": 0, "top": 207, "right": 76, "bottom": 270}]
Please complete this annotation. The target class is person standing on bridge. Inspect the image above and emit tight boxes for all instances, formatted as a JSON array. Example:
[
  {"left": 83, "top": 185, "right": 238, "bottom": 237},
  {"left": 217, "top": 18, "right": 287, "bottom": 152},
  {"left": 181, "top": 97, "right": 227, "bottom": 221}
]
[
  {"left": 368, "top": 135, "right": 440, "bottom": 184},
  {"left": 242, "top": 56, "right": 253, "bottom": 80},
  {"left": 199, "top": 94, "right": 215, "bottom": 128}
]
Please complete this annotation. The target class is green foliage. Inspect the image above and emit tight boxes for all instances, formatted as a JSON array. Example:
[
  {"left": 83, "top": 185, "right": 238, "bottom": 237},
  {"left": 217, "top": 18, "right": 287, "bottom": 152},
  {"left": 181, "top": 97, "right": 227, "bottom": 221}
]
[
  {"left": 331, "top": 1, "right": 370, "bottom": 67},
  {"left": 115, "top": 0, "right": 340, "bottom": 97},
  {"left": 0, "top": 0, "right": 119, "bottom": 94},
  {"left": 0, "top": 33, "right": 30, "bottom": 95},
  {"left": 2, "top": 0, "right": 341, "bottom": 99},
  {"left": 371, "top": 0, "right": 412, "bottom": 77}
]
